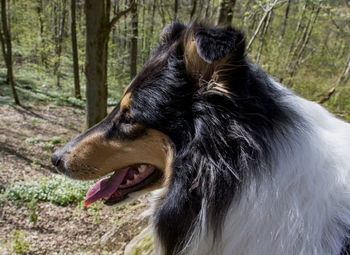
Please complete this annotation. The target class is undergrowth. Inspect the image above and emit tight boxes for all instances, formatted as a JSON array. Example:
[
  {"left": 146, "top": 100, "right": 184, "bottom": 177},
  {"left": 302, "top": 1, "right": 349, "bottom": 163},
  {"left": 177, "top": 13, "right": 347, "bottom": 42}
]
[{"left": 0, "top": 175, "right": 94, "bottom": 206}]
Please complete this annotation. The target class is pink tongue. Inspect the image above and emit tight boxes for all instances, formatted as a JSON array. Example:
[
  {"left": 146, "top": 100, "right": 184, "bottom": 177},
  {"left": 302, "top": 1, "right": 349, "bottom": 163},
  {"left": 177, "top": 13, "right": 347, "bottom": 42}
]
[{"left": 84, "top": 168, "right": 129, "bottom": 206}]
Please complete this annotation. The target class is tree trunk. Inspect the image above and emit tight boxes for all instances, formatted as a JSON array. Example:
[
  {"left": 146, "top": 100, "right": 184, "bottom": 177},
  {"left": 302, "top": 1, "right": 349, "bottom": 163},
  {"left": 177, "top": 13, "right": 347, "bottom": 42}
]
[
  {"left": 146, "top": 0, "right": 156, "bottom": 59},
  {"left": 256, "top": 10, "right": 272, "bottom": 63},
  {"left": 36, "top": 0, "right": 46, "bottom": 65},
  {"left": 336, "top": 53, "right": 350, "bottom": 86},
  {"left": 85, "top": 0, "right": 109, "bottom": 128},
  {"left": 217, "top": 0, "right": 236, "bottom": 25},
  {"left": 71, "top": 0, "right": 81, "bottom": 99},
  {"left": 277, "top": 0, "right": 291, "bottom": 51},
  {"left": 0, "top": 0, "right": 19, "bottom": 104},
  {"left": 85, "top": 0, "right": 134, "bottom": 128},
  {"left": 54, "top": 0, "right": 67, "bottom": 87},
  {"left": 173, "top": 0, "right": 178, "bottom": 21},
  {"left": 130, "top": 2, "right": 138, "bottom": 79},
  {"left": 287, "top": 3, "right": 321, "bottom": 84},
  {"left": 284, "top": 0, "right": 309, "bottom": 70},
  {"left": 246, "top": 10, "right": 269, "bottom": 51},
  {"left": 190, "top": 0, "right": 197, "bottom": 21}
]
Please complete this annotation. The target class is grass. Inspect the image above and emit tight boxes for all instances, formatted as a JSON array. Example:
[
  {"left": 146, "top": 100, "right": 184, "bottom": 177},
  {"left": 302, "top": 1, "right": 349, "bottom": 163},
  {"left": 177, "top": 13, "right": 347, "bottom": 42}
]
[{"left": 0, "top": 175, "right": 94, "bottom": 206}]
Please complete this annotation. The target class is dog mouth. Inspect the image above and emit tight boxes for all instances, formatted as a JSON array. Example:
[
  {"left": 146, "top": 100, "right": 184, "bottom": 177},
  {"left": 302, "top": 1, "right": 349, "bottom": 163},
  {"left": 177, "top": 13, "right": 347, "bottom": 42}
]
[{"left": 84, "top": 164, "right": 161, "bottom": 206}]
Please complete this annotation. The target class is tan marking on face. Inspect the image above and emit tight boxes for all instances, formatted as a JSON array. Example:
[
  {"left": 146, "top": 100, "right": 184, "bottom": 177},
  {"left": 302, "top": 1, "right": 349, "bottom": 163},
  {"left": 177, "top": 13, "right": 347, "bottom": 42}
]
[
  {"left": 120, "top": 92, "right": 132, "bottom": 110},
  {"left": 63, "top": 129, "right": 174, "bottom": 187}
]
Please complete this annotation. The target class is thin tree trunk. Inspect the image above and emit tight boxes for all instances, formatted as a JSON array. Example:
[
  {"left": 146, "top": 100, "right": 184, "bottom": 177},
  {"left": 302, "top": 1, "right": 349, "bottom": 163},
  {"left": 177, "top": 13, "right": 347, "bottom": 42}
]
[
  {"left": 246, "top": 10, "right": 269, "bottom": 51},
  {"left": 217, "top": 0, "right": 236, "bottom": 25},
  {"left": 0, "top": 0, "right": 19, "bottom": 104},
  {"left": 130, "top": 1, "right": 138, "bottom": 79},
  {"left": 296, "top": 0, "right": 309, "bottom": 33},
  {"left": 287, "top": 3, "right": 321, "bottom": 83},
  {"left": 146, "top": 0, "right": 156, "bottom": 59},
  {"left": 256, "top": 10, "right": 272, "bottom": 63},
  {"left": 54, "top": 0, "right": 67, "bottom": 87},
  {"left": 141, "top": 0, "right": 146, "bottom": 63},
  {"left": 285, "top": 0, "right": 309, "bottom": 63},
  {"left": 190, "top": 0, "right": 197, "bottom": 21},
  {"left": 112, "top": 0, "right": 118, "bottom": 46},
  {"left": 158, "top": 1, "right": 166, "bottom": 26},
  {"left": 173, "top": 0, "right": 178, "bottom": 21},
  {"left": 36, "top": 0, "right": 46, "bottom": 65},
  {"left": 71, "top": 0, "right": 81, "bottom": 99},
  {"left": 336, "top": 53, "right": 350, "bottom": 86},
  {"left": 277, "top": 0, "right": 291, "bottom": 51}
]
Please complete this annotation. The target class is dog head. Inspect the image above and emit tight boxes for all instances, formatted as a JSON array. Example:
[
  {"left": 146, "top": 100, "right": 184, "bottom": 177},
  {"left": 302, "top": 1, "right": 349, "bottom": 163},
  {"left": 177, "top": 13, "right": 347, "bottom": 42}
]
[{"left": 51, "top": 22, "right": 246, "bottom": 206}]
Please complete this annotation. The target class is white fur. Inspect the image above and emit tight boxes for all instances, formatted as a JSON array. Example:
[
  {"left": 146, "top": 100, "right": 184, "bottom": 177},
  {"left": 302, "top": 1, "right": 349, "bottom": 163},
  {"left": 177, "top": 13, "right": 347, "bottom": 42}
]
[{"left": 149, "top": 81, "right": 350, "bottom": 255}]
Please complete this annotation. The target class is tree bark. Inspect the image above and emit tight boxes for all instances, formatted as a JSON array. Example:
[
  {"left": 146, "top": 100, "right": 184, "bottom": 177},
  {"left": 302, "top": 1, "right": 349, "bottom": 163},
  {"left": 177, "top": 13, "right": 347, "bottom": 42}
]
[
  {"left": 130, "top": 2, "right": 138, "bottom": 79},
  {"left": 71, "top": 0, "right": 81, "bottom": 99},
  {"left": 54, "top": 0, "right": 67, "bottom": 87},
  {"left": 85, "top": 0, "right": 134, "bottom": 128},
  {"left": 277, "top": 0, "right": 291, "bottom": 51},
  {"left": 217, "top": 0, "right": 236, "bottom": 25},
  {"left": 36, "top": 0, "right": 46, "bottom": 65},
  {"left": 190, "top": 0, "right": 197, "bottom": 21},
  {"left": 85, "top": 0, "right": 109, "bottom": 128},
  {"left": 256, "top": 10, "right": 272, "bottom": 63},
  {"left": 173, "top": 0, "right": 178, "bottom": 21},
  {"left": 0, "top": 0, "right": 19, "bottom": 104}
]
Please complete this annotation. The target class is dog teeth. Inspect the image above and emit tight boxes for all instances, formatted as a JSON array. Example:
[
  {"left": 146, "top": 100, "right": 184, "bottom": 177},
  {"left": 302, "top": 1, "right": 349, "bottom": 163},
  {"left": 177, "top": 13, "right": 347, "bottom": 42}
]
[
  {"left": 134, "top": 174, "right": 139, "bottom": 180},
  {"left": 126, "top": 180, "right": 132, "bottom": 185},
  {"left": 138, "top": 165, "right": 147, "bottom": 173}
]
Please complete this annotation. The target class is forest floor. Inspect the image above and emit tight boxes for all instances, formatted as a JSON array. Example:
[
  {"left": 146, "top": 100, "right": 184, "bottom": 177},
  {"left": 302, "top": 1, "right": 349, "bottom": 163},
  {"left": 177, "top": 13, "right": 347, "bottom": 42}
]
[{"left": 0, "top": 102, "right": 148, "bottom": 254}]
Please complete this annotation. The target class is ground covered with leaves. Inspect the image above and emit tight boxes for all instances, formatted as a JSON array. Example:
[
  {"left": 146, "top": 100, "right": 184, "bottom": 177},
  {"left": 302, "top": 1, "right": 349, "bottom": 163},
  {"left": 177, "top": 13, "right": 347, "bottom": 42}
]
[{"left": 0, "top": 103, "right": 148, "bottom": 254}]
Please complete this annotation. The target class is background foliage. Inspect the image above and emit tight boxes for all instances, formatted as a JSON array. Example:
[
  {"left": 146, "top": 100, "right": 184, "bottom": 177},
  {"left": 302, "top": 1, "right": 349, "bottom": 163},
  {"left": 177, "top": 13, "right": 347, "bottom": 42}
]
[{"left": 0, "top": 0, "right": 349, "bottom": 118}]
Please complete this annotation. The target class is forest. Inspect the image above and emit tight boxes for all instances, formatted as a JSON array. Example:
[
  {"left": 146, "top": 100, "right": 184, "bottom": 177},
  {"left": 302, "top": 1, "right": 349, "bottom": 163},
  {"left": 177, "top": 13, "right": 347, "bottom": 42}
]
[{"left": 0, "top": 0, "right": 349, "bottom": 254}]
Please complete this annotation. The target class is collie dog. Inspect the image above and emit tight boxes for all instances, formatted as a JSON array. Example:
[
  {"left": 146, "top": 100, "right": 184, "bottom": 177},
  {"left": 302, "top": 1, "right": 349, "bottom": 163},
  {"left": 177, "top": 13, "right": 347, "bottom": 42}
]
[{"left": 52, "top": 23, "right": 350, "bottom": 255}]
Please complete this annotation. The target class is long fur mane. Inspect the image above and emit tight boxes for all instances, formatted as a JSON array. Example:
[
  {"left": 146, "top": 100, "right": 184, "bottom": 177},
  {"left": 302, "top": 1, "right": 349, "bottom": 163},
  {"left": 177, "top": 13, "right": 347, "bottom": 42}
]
[{"left": 145, "top": 25, "right": 350, "bottom": 255}]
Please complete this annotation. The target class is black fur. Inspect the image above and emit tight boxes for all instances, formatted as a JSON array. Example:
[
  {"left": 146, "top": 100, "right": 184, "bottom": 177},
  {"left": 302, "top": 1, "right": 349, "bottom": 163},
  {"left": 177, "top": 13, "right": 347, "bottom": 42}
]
[
  {"left": 193, "top": 24, "right": 245, "bottom": 63},
  {"left": 120, "top": 23, "right": 301, "bottom": 254}
]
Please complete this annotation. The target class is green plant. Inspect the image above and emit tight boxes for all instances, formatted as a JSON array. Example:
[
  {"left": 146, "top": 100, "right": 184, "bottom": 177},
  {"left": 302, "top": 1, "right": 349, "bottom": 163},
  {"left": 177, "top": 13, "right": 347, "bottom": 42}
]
[
  {"left": 3, "top": 175, "right": 94, "bottom": 206},
  {"left": 27, "top": 199, "right": 38, "bottom": 224},
  {"left": 11, "top": 230, "right": 30, "bottom": 254}
]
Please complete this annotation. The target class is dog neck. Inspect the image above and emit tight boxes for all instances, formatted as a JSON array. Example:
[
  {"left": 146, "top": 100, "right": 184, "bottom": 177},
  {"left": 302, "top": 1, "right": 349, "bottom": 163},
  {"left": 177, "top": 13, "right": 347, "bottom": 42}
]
[{"left": 152, "top": 79, "right": 350, "bottom": 255}]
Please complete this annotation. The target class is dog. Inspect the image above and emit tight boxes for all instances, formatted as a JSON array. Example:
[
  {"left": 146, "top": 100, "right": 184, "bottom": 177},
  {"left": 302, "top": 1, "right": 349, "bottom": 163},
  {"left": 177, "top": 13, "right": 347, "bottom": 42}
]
[{"left": 51, "top": 22, "right": 350, "bottom": 255}]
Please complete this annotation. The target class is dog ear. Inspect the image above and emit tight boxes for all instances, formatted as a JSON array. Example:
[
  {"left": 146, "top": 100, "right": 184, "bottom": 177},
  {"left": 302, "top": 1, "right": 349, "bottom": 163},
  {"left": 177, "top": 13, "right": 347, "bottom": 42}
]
[
  {"left": 192, "top": 25, "right": 245, "bottom": 64},
  {"left": 183, "top": 24, "right": 245, "bottom": 84},
  {"left": 160, "top": 22, "right": 187, "bottom": 43}
]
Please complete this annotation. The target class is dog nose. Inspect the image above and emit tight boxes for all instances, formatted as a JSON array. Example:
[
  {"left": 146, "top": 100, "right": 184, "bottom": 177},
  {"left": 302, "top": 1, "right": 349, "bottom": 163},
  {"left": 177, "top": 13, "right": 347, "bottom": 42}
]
[{"left": 51, "top": 152, "right": 62, "bottom": 167}]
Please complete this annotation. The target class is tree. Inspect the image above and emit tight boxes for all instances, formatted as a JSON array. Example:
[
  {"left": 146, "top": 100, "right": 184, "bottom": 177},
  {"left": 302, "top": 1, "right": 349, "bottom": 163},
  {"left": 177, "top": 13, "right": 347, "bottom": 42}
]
[
  {"left": 54, "top": 0, "right": 67, "bottom": 88},
  {"left": 71, "top": 0, "right": 81, "bottom": 99},
  {"left": 217, "top": 0, "right": 236, "bottom": 25},
  {"left": 0, "top": 0, "right": 19, "bottom": 105},
  {"left": 246, "top": 0, "right": 281, "bottom": 52},
  {"left": 173, "top": 0, "right": 178, "bottom": 21},
  {"left": 85, "top": 0, "right": 134, "bottom": 128},
  {"left": 130, "top": 1, "right": 138, "bottom": 79}
]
